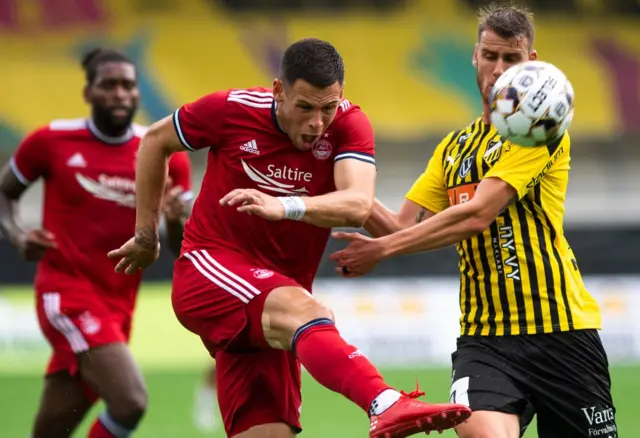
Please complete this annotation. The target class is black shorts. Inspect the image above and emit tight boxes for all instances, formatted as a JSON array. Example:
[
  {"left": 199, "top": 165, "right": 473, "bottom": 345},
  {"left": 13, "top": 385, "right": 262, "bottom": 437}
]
[{"left": 450, "top": 329, "right": 617, "bottom": 438}]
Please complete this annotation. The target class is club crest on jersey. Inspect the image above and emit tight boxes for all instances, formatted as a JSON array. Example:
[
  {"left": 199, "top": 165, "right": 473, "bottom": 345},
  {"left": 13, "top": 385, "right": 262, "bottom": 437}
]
[
  {"left": 312, "top": 139, "right": 332, "bottom": 160},
  {"left": 78, "top": 311, "right": 101, "bottom": 335},
  {"left": 459, "top": 155, "right": 475, "bottom": 178},
  {"left": 483, "top": 139, "right": 503, "bottom": 166},
  {"left": 252, "top": 268, "right": 274, "bottom": 279},
  {"left": 312, "top": 138, "right": 332, "bottom": 160}
]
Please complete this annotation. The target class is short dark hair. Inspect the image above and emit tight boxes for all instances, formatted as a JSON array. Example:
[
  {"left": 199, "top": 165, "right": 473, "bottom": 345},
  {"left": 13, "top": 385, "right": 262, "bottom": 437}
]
[
  {"left": 279, "top": 38, "right": 344, "bottom": 88},
  {"left": 478, "top": 2, "right": 535, "bottom": 49},
  {"left": 81, "top": 48, "right": 134, "bottom": 85}
]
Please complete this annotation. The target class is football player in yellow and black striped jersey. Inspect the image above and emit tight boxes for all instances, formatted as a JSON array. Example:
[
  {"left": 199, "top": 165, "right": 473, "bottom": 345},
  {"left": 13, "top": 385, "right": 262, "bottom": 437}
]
[{"left": 330, "top": 3, "right": 617, "bottom": 438}]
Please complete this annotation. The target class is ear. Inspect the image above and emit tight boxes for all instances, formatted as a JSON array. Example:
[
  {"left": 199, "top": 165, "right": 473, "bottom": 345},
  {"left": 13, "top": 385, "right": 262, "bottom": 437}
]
[
  {"left": 472, "top": 43, "right": 479, "bottom": 68},
  {"left": 82, "top": 85, "right": 91, "bottom": 104},
  {"left": 529, "top": 50, "right": 538, "bottom": 61},
  {"left": 272, "top": 79, "right": 284, "bottom": 103}
]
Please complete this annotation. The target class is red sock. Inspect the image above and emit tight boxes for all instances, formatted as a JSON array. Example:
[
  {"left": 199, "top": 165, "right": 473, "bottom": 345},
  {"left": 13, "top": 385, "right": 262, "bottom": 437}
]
[
  {"left": 88, "top": 419, "right": 115, "bottom": 438},
  {"left": 293, "top": 320, "right": 391, "bottom": 413}
]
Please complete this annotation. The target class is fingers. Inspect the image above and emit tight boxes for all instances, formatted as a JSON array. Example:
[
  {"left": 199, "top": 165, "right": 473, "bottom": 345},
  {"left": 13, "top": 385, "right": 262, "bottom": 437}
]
[
  {"left": 333, "top": 266, "right": 362, "bottom": 278},
  {"left": 236, "top": 204, "right": 261, "bottom": 215},
  {"left": 107, "top": 247, "right": 127, "bottom": 259},
  {"left": 328, "top": 250, "right": 344, "bottom": 261},
  {"left": 331, "top": 231, "right": 359, "bottom": 241},
  {"left": 31, "top": 229, "right": 58, "bottom": 248},
  {"left": 220, "top": 189, "right": 261, "bottom": 206},
  {"left": 113, "top": 256, "right": 140, "bottom": 275}
]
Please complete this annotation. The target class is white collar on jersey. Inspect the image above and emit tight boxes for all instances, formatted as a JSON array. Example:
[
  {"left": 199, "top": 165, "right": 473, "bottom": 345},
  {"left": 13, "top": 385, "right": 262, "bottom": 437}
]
[{"left": 86, "top": 118, "right": 134, "bottom": 144}]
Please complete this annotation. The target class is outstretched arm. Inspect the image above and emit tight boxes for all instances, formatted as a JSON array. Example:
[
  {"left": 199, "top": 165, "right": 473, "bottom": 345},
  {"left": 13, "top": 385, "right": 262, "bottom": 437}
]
[
  {"left": 364, "top": 198, "right": 436, "bottom": 237},
  {"left": 379, "top": 177, "right": 515, "bottom": 257},
  {"left": 297, "top": 158, "right": 376, "bottom": 228},
  {"left": 134, "top": 116, "right": 185, "bottom": 251}
]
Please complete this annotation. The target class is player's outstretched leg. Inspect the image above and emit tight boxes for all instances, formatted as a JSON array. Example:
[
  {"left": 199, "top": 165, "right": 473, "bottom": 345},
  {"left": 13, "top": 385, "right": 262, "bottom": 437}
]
[
  {"left": 261, "top": 286, "right": 471, "bottom": 437},
  {"left": 32, "top": 371, "right": 95, "bottom": 438},
  {"left": 77, "top": 343, "right": 148, "bottom": 438}
]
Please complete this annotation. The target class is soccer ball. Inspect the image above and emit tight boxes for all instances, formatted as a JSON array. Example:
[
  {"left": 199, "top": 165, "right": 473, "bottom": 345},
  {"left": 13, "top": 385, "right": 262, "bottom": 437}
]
[{"left": 489, "top": 60, "right": 575, "bottom": 147}]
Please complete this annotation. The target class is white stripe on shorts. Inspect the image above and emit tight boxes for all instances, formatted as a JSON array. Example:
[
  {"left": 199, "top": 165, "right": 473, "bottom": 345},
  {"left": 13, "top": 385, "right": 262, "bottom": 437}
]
[
  {"left": 42, "top": 292, "right": 90, "bottom": 353},
  {"left": 184, "top": 250, "right": 262, "bottom": 304}
]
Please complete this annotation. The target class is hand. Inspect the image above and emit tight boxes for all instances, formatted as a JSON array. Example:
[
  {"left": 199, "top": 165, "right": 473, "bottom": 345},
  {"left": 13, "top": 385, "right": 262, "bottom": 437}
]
[
  {"left": 107, "top": 229, "right": 160, "bottom": 274},
  {"left": 164, "top": 185, "right": 187, "bottom": 223},
  {"left": 17, "top": 229, "right": 58, "bottom": 261},
  {"left": 219, "top": 188, "right": 285, "bottom": 221},
  {"left": 329, "top": 231, "right": 385, "bottom": 277}
]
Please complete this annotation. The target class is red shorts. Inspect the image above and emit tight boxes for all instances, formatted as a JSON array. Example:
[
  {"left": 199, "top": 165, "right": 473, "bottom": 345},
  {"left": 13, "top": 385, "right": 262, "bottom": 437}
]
[
  {"left": 36, "top": 289, "right": 132, "bottom": 377},
  {"left": 173, "top": 248, "right": 303, "bottom": 436}
]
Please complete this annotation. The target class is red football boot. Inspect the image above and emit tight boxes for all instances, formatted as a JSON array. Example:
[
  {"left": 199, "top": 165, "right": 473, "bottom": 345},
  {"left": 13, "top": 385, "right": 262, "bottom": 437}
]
[{"left": 369, "top": 385, "right": 471, "bottom": 437}]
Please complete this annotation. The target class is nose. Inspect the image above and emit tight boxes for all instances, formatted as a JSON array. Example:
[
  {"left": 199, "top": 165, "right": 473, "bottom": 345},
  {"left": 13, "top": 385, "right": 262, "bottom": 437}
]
[
  {"left": 113, "top": 85, "right": 128, "bottom": 101},
  {"left": 493, "top": 59, "right": 506, "bottom": 79},
  {"left": 308, "top": 111, "right": 324, "bottom": 133}
]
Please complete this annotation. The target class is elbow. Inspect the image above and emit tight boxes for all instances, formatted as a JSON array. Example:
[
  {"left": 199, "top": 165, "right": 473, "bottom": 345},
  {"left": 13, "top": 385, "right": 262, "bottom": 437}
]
[
  {"left": 466, "top": 210, "right": 495, "bottom": 236},
  {"left": 344, "top": 194, "right": 374, "bottom": 228}
]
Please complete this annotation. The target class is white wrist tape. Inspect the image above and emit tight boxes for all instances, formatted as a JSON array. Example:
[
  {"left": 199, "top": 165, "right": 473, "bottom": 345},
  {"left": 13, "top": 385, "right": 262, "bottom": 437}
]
[{"left": 278, "top": 196, "right": 306, "bottom": 221}]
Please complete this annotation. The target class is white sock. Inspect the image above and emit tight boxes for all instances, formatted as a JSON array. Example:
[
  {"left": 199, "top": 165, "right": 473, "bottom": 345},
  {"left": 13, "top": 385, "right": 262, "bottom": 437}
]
[{"left": 369, "top": 389, "right": 402, "bottom": 416}]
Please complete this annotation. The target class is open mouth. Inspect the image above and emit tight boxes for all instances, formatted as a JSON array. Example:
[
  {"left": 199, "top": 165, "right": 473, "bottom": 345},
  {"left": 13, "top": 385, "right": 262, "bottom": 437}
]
[{"left": 301, "top": 134, "right": 319, "bottom": 145}]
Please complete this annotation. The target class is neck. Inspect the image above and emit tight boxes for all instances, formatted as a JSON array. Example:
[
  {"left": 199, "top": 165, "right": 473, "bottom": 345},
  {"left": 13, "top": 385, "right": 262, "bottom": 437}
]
[
  {"left": 274, "top": 103, "right": 288, "bottom": 134},
  {"left": 481, "top": 100, "right": 491, "bottom": 125},
  {"left": 87, "top": 116, "right": 133, "bottom": 144},
  {"left": 90, "top": 114, "right": 128, "bottom": 138}
]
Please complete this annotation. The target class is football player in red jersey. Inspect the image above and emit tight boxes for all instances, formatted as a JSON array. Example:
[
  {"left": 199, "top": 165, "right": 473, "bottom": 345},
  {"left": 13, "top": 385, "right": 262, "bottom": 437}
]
[
  {"left": 0, "top": 48, "right": 191, "bottom": 438},
  {"left": 109, "top": 38, "right": 471, "bottom": 438}
]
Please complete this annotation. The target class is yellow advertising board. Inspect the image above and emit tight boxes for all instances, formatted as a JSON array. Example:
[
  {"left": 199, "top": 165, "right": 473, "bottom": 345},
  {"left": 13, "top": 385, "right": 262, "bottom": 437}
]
[{"left": 1, "top": 0, "right": 639, "bottom": 145}]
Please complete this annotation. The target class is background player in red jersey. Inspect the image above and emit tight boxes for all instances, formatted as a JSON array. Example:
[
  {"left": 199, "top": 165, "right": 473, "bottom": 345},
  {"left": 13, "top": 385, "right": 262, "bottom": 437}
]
[
  {"left": 0, "top": 48, "right": 191, "bottom": 438},
  {"left": 109, "top": 38, "right": 471, "bottom": 438}
]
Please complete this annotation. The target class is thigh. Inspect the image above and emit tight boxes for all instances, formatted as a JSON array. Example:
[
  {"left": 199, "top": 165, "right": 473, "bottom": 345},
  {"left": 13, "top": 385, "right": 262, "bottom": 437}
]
[
  {"left": 32, "top": 371, "right": 95, "bottom": 438},
  {"left": 525, "top": 330, "right": 617, "bottom": 438},
  {"left": 216, "top": 348, "right": 302, "bottom": 437},
  {"left": 172, "top": 249, "right": 300, "bottom": 354},
  {"left": 77, "top": 342, "right": 147, "bottom": 408},
  {"left": 451, "top": 337, "right": 535, "bottom": 437},
  {"left": 36, "top": 290, "right": 128, "bottom": 377}
]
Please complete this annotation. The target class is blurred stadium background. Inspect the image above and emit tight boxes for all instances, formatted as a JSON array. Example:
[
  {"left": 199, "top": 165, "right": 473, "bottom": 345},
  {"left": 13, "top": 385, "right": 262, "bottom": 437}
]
[{"left": 1, "top": 0, "right": 639, "bottom": 436}]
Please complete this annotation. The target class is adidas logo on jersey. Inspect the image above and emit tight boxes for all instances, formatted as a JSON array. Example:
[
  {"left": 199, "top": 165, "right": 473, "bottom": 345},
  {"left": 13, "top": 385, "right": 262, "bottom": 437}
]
[
  {"left": 240, "top": 140, "right": 260, "bottom": 155},
  {"left": 67, "top": 153, "right": 87, "bottom": 168}
]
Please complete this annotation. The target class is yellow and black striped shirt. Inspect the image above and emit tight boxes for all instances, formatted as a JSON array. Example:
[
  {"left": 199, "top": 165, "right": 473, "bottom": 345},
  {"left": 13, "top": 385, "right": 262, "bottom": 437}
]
[{"left": 406, "top": 117, "right": 601, "bottom": 336}]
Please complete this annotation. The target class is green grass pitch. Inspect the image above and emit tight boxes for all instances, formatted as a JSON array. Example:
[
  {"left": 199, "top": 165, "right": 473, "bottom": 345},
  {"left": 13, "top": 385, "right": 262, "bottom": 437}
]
[{"left": 0, "top": 282, "right": 633, "bottom": 437}]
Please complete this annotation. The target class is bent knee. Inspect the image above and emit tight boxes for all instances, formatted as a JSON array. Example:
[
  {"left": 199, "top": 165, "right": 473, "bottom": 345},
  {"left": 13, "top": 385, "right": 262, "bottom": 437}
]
[
  {"left": 107, "top": 388, "right": 148, "bottom": 427},
  {"left": 455, "top": 410, "right": 521, "bottom": 438},
  {"left": 262, "top": 287, "right": 334, "bottom": 349}
]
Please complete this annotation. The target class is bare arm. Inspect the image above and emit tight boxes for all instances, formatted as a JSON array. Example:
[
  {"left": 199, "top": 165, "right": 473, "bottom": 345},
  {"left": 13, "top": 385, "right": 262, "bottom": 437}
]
[
  {"left": 164, "top": 190, "right": 193, "bottom": 257},
  {"left": 135, "top": 116, "right": 186, "bottom": 250},
  {"left": 0, "top": 163, "right": 28, "bottom": 246},
  {"left": 380, "top": 177, "right": 516, "bottom": 257},
  {"left": 364, "top": 198, "right": 436, "bottom": 237},
  {"left": 299, "top": 159, "right": 376, "bottom": 228}
]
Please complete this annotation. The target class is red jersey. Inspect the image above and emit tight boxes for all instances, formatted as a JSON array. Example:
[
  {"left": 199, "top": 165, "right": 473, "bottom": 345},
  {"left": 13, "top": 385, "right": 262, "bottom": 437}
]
[
  {"left": 11, "top": 118, "right": 192, "bottom": 312},
  {"left": 173, "top": 87, "right": 375, "bottom": 289}
]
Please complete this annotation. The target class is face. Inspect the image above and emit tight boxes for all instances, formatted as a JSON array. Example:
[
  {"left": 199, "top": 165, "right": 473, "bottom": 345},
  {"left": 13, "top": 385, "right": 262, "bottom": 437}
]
[
  {"left": 473, "top": 29, "right": 537, "bottom": 103},
  {"left": 85, "top": 62, "right": 139, "bottom": 130},
  {"left": 273, "top": 78, "right": 343, "bottom": 151}
]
